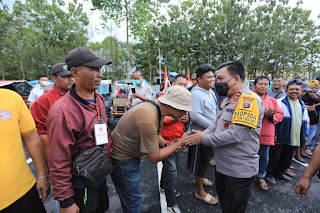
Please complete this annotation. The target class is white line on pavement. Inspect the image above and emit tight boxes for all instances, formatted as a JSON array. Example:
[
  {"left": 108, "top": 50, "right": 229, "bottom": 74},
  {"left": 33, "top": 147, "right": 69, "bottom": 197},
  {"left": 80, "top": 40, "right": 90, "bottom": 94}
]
[
  {"left": 157, "top": 161, "right": 167, "bottom": 213},
  {"left": 27, "top": 158, "right": 32, "bottom": 164},
  {"left": 292, "top": 158, "right": 308, "bottom": 168}
]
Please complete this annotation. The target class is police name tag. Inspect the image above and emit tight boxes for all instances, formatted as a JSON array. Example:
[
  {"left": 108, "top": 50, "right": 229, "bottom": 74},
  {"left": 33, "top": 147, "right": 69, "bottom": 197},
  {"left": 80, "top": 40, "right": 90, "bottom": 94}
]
[{"left": 93, "top": 119, "right": 109, "bottom": 145}]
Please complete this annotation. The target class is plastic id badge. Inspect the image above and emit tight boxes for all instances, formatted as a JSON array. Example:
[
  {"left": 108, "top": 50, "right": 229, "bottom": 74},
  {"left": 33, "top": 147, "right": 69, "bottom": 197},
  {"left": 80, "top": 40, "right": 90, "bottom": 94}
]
[{"left": 93, "top": 119, "right": 109, "bottom": 145}]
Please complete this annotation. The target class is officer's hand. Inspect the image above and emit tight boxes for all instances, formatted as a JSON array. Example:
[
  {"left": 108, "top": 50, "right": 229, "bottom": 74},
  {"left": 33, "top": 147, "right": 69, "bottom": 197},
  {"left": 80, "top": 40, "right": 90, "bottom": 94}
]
[
  {"left": 295, "top": 177, "right": 311, "bottom": 199},
  {"left": 36, "top": 178, "right": 50, "bottom": 202},
  {"left": 126, "top": 102, "right": 131, "bottom": 109},
  {"left": 60, "top": 203, "right": 80, "bottom": 213},
  {"left": 183, "top": 129, "right": 204, "bottom": 146}
]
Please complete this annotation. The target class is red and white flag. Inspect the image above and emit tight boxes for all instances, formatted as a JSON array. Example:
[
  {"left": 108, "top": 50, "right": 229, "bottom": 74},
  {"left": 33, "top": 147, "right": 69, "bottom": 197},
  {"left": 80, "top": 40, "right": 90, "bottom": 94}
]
[{"left": 163, "top": 67, "right": 170, "bottom": 93}]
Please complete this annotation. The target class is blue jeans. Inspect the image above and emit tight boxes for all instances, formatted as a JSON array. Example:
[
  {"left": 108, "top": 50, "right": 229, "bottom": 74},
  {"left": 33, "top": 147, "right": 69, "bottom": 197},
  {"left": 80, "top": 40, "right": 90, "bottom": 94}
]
[
  {"left": 306, "top": 125, "right": 318, "bottom": 150},
  {"left": 111, "top": 158, "right": 141, "bottom": 213},
  {"left": 160, "top": 152, "right": 178, "bottom": 207},
  {"left": 256, "top": 145, "right": 270, "bottom": 178}
]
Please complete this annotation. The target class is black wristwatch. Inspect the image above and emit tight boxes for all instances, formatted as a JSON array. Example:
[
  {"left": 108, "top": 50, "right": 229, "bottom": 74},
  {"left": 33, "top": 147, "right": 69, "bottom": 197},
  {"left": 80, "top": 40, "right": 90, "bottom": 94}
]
[{"left": 163, "top": 142, "right": 169, "bottom": 148}]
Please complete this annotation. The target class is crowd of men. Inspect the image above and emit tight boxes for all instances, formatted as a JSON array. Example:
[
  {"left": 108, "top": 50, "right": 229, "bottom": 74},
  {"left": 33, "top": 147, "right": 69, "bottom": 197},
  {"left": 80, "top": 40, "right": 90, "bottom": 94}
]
[{"left": 1, "top": 47, "right": 320, "bottom": 213}]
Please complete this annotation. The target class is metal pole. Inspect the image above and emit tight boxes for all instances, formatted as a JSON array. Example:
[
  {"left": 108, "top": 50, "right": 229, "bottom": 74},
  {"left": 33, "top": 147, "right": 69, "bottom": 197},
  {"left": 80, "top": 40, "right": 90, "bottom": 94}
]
[{"left": 158, "top": 42, "right": 162, "bottom": 85}]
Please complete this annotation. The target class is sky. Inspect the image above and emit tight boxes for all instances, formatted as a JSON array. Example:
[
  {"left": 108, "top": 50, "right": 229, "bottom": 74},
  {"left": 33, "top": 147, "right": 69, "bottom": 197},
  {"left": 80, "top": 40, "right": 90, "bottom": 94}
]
[
  {"left": 82, "top": 0, "right": 320, "bottom": 43},
  {"left": 3, "top": 0, "right": 320, "bottom": 43}
]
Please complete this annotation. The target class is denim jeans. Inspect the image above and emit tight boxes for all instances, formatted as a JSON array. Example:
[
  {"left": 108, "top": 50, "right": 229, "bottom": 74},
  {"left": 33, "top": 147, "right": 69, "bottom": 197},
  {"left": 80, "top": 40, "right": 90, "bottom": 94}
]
[
  {"left": 306, "top": 125, "right": 318, "bottom": 150},
  {"left": 256, "top": 145, "right": 270, "bottom": 178},
  {"left": 310, "top": 122, "right": 320, "bottom": 149},
  {"left": 160, "top": 152, "right": 178, "bottom": 207},
  {"left": 111, "top": 158, "right": 141, "bottom": 213}
]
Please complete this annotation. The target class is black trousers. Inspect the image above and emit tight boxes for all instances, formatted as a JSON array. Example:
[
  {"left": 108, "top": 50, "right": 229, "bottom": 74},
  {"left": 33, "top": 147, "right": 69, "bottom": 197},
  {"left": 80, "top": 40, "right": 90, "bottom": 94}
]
[
  {"left": 187, "top": 144, "right": 212, "bottom": 177},
  {"left": 266, "top": 144, "right": 295, "bottom": 178},
  {"left": 73, "top": 182, "right": 109, "bottom": 213},
  {"left": 215, "top": 171, "right": 252, "bottom": 213},
  {"left": 1, "top": 184, "right": 45, "bottom": 213}
]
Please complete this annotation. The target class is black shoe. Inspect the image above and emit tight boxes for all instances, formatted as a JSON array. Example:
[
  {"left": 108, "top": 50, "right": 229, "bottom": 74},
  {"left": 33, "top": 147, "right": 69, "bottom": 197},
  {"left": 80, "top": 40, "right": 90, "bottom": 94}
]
[{"left": 141, "top": 204, "right": 152, "bottom": 213}]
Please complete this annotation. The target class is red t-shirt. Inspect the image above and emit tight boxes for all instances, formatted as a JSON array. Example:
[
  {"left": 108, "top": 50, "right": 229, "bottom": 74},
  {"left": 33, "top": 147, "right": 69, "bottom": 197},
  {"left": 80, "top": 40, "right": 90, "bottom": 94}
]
[
  {"left": 31, "top": 86, "right": 65, "bottom": 135},
  {"left": 158, "top": 93, "right": 186, "bottom": 142}
]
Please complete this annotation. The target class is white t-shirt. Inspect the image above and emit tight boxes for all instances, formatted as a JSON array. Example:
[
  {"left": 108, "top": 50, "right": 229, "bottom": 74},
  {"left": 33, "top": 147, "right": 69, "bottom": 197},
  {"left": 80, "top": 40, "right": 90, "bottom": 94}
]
[{"left": 27, "top": 84, "right": 44, "bottom": 102}]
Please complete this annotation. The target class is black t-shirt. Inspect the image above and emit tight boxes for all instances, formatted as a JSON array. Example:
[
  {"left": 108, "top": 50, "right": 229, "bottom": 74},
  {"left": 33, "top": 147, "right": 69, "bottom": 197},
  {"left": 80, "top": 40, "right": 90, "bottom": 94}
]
[{"left": 301, "top": 94, "right": 320, "bottom": 125}]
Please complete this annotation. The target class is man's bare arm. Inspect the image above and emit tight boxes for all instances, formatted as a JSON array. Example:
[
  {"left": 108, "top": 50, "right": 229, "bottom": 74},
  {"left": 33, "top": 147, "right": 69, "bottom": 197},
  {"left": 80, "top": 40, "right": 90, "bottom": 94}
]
[{"left": 22, "top": 131, "right": 50, "bottom": 201}]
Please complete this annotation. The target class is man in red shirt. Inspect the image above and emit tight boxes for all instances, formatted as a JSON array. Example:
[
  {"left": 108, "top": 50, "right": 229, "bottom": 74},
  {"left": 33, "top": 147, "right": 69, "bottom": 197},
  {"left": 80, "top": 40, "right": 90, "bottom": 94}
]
[
  {"left": 253, "top": 76, "right": 283, "bottom": 190},
  {"left": 31, "top": 62, "right": 74, "bottom": 159}
]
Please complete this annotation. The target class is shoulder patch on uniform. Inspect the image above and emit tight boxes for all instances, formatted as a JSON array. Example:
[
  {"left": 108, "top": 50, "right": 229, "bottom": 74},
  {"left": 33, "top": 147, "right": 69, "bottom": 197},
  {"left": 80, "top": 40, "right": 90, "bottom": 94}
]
[
  {"left": 0, "top": 110, "right": 12, "bottom": 120},
  {"left": 231, "top": 93, "right": 259, "bottom": 129}
]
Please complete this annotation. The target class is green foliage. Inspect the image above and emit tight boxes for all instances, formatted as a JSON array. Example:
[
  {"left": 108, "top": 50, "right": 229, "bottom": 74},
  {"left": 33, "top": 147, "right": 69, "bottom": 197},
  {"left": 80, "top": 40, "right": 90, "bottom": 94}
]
[{"left": 1, "top": 0, "right": 89, "bottom": 80}]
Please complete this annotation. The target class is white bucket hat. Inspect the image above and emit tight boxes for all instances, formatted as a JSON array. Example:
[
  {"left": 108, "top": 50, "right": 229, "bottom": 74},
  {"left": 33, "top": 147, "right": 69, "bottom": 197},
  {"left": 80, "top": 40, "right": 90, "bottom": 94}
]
[{"left": 158, "top": 86, "right": 193, "bottom": 111}]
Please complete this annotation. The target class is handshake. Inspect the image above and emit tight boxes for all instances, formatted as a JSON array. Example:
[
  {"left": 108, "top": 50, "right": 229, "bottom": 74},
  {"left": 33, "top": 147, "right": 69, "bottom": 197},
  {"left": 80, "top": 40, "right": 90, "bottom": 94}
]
[{"left": 169, "top": 130, "right": 205, "bottom": 152}]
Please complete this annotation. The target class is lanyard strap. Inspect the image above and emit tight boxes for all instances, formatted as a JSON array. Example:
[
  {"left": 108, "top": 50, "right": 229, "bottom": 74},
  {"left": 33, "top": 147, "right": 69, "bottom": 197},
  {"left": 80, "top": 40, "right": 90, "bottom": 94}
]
[{"left": 91, "top": 102, "right": 102, "bottom": 121}]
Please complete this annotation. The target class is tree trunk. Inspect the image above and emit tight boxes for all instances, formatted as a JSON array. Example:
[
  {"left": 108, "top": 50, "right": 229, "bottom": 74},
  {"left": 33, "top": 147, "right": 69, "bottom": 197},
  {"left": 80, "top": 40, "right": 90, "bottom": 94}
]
[
  {"left": 0, "top": 56, "right": 5, "bottom": 80},
  {"left": 20, "top": 60, "right": 26, "bottom": 80},
  {"left": 125, "top": 0, "right": 131, "bottom": 79}
]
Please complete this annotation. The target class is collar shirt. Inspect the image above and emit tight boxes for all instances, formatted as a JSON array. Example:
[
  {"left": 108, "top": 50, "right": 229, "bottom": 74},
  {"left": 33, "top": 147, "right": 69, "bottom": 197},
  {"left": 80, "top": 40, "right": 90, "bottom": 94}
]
[
  {"left": 31, "top": 86, "right": 65, "bottom": 135},
  {"left": 202, "top": 86, "right": 264, "bottom": 178},
  {"left": 268, "top": 87, "right": 286, "bottom": 100},
  {"left": 47, "top": 84, "right": 113, "bottom": 204},
  {"left": 27, "top": 84, "right": 44, "bottom": 102},
  {"left": 128, "top": 82, "right": 152, "bottom": 107}
]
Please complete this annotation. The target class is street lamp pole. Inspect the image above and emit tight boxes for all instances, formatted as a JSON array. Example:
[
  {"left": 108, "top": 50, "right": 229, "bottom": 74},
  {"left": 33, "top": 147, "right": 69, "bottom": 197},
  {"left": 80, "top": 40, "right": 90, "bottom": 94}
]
[{"left": 158, "top": 41, "right": 162, "bottom": 86}]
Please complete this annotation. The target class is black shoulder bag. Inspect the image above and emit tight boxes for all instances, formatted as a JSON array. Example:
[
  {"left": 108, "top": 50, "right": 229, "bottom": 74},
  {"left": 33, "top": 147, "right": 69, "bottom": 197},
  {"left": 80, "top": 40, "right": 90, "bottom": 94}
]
[{"left": 73, "top": 99, "right": 113, "bottom": 187}]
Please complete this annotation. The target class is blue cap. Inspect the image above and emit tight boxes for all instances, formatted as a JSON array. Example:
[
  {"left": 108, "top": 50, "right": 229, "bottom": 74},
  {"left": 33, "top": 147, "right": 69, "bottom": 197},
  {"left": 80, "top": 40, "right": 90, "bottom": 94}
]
[{"left": 169, "top": 72, "right": 178, "bottom": 78}]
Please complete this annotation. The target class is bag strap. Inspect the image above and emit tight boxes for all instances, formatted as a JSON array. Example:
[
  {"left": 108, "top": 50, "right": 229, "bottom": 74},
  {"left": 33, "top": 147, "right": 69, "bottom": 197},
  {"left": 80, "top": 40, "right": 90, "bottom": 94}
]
[{"left": 144, "top": 100, "right": 162, "bottom": 127}]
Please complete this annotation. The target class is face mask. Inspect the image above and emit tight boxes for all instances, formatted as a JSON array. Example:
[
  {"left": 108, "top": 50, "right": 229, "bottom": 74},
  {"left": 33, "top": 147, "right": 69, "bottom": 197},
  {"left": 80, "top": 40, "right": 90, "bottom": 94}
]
[
  {"left": 40, "top": 81, "right": 50, "bottom": 87},
  {"left": 134, "top": 80, "right": 142, "bottom": 85},
  {"left": 215, "top": 77, "right": 234, "bottom": 97}
]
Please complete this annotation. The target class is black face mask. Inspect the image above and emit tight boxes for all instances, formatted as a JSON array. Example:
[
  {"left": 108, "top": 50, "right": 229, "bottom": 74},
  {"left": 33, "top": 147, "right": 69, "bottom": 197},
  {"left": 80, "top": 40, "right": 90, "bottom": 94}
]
[{"left": 215, "top": 77, "right": 234, "bottom": 97}]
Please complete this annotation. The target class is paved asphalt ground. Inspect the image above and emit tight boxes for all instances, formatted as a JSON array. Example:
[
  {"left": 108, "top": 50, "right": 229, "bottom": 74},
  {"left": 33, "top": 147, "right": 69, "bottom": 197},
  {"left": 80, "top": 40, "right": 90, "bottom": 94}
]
[{"left": 25, "top": 120, "right": 320, "bottom": 213}]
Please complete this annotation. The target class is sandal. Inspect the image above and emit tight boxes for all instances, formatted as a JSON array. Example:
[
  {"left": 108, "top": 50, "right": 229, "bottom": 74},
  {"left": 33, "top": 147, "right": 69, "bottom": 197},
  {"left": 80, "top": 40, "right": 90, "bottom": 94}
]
[
  {"left": 285, "top": 169, "right": 297, "bottom": 177},
  {"left": 254, "top": 177, "right": 268, "bottom": 191},
  {"left": 192, "top": 178, "right": 214, "bottom": 186},
  {"left": 195, "top": 193, "right": 218, "bottom": 205}
]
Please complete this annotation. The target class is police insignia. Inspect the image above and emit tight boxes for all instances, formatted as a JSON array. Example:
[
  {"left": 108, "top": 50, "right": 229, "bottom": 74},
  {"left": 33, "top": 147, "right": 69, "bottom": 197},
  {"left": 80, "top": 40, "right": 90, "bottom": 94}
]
[
  {"left": 221, "top": 102, "right": 225, "bottom": 108},
  {"left": 243, "top": 103, "right": 250, "bottom": 108},
  {"left": 223, "top": 122, "right": 230, "bottom": 129},
  {"left": 0, "top": 110, "right": 12, "bottom": 120},
  {"left": 231, "top": 93, "right": 259, "bottom": 129}
]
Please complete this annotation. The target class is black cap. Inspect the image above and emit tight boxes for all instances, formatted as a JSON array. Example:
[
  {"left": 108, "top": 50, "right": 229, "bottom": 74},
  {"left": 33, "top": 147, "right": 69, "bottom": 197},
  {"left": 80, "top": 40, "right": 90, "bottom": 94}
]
[
  {"left": 50, "top": 62, "right": 71, "bottom": 76},
  {"left": 287, "top": 79, "right": 303, "bottom": 88},
  {"left": 66, "top": 47, "right": 112, "bottom": 69}
]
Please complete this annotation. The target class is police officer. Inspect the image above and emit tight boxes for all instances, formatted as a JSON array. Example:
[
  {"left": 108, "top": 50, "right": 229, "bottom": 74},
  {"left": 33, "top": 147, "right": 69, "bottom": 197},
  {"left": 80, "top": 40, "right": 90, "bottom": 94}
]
[{"left": 184, "top": 61, "right": 264, "bottom": 213}]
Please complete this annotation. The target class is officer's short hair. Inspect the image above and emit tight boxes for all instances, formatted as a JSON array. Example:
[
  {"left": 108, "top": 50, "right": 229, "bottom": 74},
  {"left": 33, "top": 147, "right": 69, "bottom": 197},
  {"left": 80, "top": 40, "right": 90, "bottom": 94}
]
[
  {"left": 196, "top": 64, "right": 215, "bottom": 78},
  {"left": 218, "top": 61, "right": 245, "bottom": 82}
]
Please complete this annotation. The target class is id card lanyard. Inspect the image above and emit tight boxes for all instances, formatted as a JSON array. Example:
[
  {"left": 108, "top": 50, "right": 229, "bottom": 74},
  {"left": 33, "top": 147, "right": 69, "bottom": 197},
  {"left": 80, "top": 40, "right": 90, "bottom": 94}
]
[{"left": 91, "top": 101, "right": 109, "bottom": 146}]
